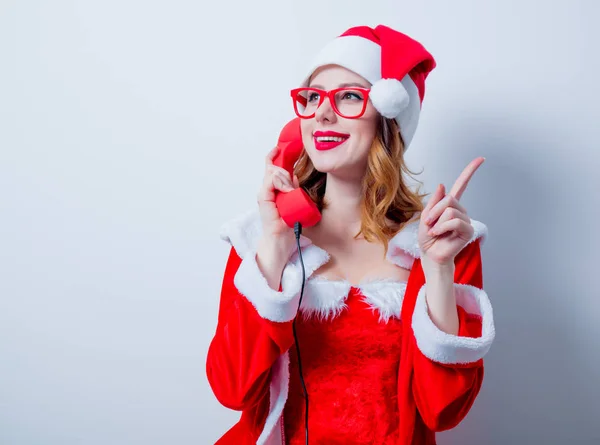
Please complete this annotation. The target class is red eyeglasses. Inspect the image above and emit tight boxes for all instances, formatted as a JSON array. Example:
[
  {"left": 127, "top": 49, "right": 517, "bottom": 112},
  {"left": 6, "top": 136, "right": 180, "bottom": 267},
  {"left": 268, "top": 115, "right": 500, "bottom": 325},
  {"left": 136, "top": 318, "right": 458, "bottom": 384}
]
[{"left": 290, "top": 87, "right": 371, "bottom": 119}]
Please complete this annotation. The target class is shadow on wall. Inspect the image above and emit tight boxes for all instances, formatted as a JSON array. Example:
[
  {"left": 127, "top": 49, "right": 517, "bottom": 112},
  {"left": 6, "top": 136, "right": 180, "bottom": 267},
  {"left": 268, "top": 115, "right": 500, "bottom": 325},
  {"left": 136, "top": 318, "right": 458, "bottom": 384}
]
[{"left": 429, "top": 111, "right": 599, "bottom": 445}]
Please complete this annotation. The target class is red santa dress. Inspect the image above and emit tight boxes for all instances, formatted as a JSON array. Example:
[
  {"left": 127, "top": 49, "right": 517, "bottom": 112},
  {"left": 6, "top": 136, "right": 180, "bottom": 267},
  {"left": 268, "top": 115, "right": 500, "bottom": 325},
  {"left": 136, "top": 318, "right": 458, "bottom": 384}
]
[{"left": 206, "top": 208, "right": 495, "bottom": 444}]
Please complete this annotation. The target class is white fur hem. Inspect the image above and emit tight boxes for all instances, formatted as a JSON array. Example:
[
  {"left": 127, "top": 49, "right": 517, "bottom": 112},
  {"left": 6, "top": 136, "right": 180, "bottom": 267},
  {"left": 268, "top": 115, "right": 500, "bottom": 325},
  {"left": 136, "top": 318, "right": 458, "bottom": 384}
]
[
  {"left": 412, "top": 283, "right": 495, "bottom": 364},
  {"left": 233, "top": 252, "right": 302, "bottom": 323},
  {"left": 257, "top": 352, "right": 289, "bottom": 445}
]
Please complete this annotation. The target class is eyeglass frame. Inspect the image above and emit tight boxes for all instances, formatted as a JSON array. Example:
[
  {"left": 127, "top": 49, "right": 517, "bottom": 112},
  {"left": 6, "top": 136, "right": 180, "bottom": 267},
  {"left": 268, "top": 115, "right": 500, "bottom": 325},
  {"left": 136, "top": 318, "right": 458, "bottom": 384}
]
[{"left": 290, "top": 87, "right": 371, "bottom": 119}]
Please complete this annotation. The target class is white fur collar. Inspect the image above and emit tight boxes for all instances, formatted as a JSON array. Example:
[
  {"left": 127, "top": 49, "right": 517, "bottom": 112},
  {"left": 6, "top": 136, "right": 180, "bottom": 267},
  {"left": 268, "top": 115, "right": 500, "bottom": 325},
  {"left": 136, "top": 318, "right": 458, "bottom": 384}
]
[
  {"left": 299, "top": 275, "right": 407, "bottom": 323},
  {"left": 219, "top": 207, "right": 315, "bottom": 259}
]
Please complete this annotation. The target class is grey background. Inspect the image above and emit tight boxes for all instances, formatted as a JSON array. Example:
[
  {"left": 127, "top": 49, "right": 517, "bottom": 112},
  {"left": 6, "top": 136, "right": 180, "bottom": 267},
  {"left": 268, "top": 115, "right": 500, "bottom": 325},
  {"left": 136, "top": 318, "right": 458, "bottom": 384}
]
[{"left": 1, "top": 0, "right": 598, "bottom": 444}]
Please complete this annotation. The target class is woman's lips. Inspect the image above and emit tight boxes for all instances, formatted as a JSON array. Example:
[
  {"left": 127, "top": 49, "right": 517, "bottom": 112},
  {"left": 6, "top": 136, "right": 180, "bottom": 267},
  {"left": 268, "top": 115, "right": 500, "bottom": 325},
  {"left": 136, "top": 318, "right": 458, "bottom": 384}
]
[{"left": 314, "top": 136, "right": 350, "bottom": 151}]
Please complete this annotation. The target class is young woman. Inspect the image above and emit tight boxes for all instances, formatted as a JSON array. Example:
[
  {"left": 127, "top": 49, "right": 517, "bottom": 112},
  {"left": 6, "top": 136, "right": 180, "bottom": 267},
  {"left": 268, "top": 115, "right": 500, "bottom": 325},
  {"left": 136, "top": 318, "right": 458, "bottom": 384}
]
[{"left": 206, "top": 24, "right": 495, "bottom": 445}]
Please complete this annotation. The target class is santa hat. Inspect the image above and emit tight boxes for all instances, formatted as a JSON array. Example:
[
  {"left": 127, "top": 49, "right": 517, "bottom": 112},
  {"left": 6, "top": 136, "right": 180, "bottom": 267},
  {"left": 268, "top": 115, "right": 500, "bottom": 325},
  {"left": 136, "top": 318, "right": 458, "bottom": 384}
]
[{"left": 300, "top": 24, "right": 436, "bottom": 150}]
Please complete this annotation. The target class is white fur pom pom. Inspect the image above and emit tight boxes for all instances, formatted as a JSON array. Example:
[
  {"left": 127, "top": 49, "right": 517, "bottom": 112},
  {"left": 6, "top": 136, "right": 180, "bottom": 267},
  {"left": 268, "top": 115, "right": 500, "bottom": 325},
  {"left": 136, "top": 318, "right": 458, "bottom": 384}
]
[{"left": 369, "top": 78, "right": 409, "bottom": 118}]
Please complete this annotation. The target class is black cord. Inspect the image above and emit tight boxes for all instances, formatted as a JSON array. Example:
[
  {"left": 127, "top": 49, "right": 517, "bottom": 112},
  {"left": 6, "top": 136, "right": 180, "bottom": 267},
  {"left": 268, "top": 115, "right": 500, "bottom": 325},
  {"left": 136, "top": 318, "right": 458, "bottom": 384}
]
[{"left": 293, "top": 221, "right": 309, "bottom": 445}]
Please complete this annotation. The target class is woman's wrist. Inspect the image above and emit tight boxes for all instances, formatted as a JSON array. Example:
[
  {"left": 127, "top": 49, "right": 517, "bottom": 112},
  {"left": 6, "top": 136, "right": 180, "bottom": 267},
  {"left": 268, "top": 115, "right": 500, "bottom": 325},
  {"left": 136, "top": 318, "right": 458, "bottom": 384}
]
[
  {"left": 421, "top": 252, "right": 455, "bottom": 279},
  {"left": 257, "top": 236, "right": 292, "bottom": 263},
  {"left": 255, "top": 236, "right": 291, "bottom": 291}
]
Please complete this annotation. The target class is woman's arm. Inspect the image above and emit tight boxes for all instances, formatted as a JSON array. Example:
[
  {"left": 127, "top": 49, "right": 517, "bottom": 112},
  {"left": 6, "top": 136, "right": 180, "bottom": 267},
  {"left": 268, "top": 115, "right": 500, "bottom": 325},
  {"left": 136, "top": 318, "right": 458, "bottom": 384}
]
[
  {"left": 205, "top": 245, "right": 299, "bottom": 411},
  {"left": 410, "top": 239, "right": 495, "bottom": 431},
  {"left": 420, "top": 254, "right": 459, "bottom": 335}
]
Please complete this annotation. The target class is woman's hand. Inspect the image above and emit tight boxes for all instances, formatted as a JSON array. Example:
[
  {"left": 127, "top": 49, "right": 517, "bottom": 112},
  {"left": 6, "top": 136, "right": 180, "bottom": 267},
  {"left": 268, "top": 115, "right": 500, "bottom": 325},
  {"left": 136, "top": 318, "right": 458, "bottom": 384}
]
[
  {"left": 418, "top": 157, "right": 485, "bottom": 267},
  {"left": 256, "top": 145, "right": 302, "bottom": 265}
]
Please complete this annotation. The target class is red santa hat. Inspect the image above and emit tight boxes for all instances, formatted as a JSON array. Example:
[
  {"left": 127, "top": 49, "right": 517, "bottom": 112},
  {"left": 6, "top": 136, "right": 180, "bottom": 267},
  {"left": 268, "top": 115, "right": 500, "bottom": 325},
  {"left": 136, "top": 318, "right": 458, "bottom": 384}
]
[{"left": 300, "top": 24, "right": 436, "bottom": 150}]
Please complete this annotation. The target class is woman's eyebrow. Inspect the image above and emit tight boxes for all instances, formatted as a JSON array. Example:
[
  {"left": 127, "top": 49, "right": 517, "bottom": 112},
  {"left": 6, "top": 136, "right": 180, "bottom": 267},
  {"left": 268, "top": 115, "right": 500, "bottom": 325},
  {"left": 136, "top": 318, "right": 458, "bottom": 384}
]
[{"left": 309, "top": 82, "right": 369, "bottom": 89}]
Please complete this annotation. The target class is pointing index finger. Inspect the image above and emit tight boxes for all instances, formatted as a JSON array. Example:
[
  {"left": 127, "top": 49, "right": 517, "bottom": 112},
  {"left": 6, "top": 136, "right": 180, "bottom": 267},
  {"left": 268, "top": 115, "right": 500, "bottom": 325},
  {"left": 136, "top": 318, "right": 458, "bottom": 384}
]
[{"left": 449, "top": 157, "right": 485, "bottom": 200}]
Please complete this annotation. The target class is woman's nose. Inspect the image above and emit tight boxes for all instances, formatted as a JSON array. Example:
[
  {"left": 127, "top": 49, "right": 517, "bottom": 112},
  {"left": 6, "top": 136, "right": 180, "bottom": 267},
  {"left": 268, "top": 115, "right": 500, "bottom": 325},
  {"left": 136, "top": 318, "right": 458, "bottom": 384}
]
[{"left": 315, "top": 95, "right": 337, "bottom": 123}]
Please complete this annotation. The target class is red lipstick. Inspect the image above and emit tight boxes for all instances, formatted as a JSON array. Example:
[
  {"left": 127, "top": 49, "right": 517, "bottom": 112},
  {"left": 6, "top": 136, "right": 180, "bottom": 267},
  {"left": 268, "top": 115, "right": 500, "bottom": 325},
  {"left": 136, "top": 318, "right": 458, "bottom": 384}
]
[{"left": 313, "top": 131, "right": 350, "bottom": 151}]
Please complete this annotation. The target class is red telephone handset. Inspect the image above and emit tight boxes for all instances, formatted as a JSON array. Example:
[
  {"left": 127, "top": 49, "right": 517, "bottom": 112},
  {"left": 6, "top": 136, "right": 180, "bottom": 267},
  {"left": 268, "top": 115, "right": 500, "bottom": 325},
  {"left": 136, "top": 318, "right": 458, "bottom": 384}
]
[{"left": 273, "top": 117, "right": 322, "bottom": 228}]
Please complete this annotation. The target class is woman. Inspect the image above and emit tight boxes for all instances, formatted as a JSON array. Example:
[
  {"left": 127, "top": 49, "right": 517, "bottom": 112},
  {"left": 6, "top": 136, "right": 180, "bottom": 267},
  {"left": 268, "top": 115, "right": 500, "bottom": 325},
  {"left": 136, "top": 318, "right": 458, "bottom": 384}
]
[{"left": 206, "top": 24, "right": 495, "bottom": 445}]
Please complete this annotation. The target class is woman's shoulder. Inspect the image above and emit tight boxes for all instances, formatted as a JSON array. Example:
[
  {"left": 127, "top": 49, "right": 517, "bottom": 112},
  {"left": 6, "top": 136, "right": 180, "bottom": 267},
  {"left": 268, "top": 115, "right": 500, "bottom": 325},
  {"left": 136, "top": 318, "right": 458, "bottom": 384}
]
[
  {"left": 219, "top": 207, "right": 263, "bottom": 259},
  {"left": 219, "top": 207, "right": 487, "bottom": 270}
]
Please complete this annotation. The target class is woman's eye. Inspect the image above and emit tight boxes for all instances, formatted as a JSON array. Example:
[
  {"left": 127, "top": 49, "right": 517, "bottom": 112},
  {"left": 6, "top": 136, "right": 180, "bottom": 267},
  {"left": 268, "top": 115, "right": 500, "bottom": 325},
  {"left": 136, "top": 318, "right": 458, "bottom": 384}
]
[
  {"left": 342, "top": 91, "right": 362, "bottom": 100},
  {"left": 308, "top": 93, "right": 320, "bottom": 102}
]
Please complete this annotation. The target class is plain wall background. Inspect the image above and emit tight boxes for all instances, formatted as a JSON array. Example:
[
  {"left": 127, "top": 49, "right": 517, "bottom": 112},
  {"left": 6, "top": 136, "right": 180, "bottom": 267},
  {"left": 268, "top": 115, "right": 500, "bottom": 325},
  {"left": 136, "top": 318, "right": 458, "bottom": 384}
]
[{"left": 1, "top": 0, "right": 598, "bottom": 444}]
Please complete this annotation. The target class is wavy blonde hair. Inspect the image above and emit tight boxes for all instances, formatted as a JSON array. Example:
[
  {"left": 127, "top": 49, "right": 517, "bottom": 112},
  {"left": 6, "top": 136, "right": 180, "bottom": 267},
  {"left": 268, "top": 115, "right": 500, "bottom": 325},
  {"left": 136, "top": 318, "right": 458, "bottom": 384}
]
[{"left": 294, "top": 117, "right": 427, "bottom": 256}]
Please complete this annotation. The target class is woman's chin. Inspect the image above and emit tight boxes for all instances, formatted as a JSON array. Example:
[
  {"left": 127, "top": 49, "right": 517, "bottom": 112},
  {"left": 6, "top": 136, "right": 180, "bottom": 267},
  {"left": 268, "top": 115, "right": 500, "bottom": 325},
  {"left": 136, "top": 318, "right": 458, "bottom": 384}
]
[
  {"left": 308, "top": 150, "right": 344, "bottom": 171},
  {"left": 311, "top": 157, "right": 367, "bottom": 179},
  {"left": 311, "top": 160, "right": 339, "bottom": 173}
]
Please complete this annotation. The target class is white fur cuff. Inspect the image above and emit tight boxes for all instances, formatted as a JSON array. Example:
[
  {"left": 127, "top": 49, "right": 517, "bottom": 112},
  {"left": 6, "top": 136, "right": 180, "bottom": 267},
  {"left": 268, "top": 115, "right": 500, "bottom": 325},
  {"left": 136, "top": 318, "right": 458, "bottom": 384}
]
[
  {"left": 412, "top": 283, "right": 495, "bottom": 365},
  {"left": 233, "top": 252, "right": 302, "bottom": 323}
]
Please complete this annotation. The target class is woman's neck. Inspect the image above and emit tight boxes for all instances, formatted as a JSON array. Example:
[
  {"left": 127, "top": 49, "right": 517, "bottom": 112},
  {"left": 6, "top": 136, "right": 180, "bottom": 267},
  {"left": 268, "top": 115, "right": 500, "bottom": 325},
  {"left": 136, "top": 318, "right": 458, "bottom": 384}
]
[{"left": 319, "top": 173, "right": 364, "bottom": 237}]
